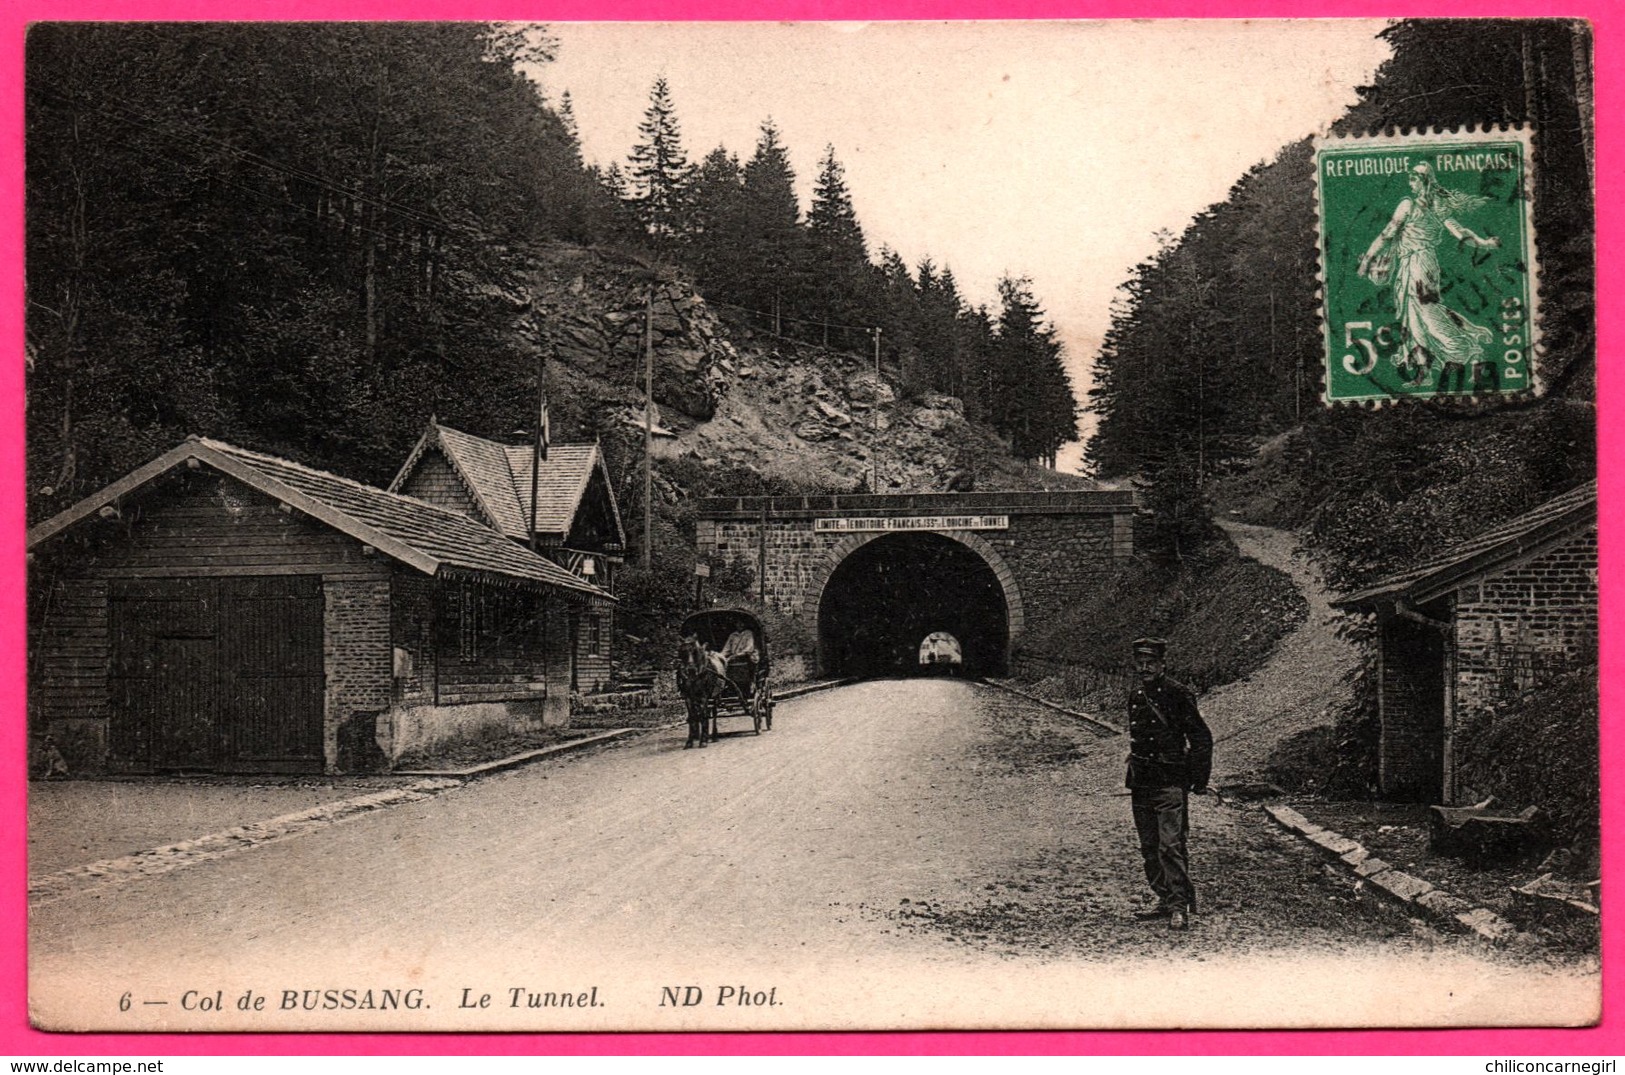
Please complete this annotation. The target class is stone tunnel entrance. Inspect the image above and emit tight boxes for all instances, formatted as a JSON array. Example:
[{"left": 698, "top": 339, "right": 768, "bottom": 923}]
[{"left": 816, "top": 533, "right": 1010, "bottom": 678}]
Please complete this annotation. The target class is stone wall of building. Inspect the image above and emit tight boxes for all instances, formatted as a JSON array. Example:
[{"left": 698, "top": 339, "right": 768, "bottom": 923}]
[
  {"left": 695, "top": 492, "right": 1136, "bottom": 668},
  {"left": 1453, "top": 526, "right": 1598, "bottom": 720},
  {"left": 324, "top": 578, "right": 394, "bottom": 773}
]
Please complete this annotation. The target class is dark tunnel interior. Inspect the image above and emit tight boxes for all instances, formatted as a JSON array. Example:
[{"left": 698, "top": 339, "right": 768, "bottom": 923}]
[{"left": 816, "top": 533, "right": 1009, "bottom": 678}]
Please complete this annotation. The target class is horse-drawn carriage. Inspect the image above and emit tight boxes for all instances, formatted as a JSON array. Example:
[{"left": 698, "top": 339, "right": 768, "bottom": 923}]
[{"left": 676, "top": 609, "right": 775, "bottom": 747}]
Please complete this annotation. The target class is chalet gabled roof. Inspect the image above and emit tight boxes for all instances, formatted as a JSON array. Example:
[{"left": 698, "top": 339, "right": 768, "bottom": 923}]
[
  {"left": 388, "top": 422, "right": 625, "bottom": 548},
  {"left": 1333, "top": 480, "right": 1597, "bottom": 611},
  {"left": 27, "top": 437, "right": 613, "bottom": 602}
]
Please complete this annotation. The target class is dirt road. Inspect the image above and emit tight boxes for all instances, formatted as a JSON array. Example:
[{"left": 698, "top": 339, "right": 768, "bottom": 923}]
[{"left": 28, "top": 680, "right": 1594, "bottom": 1033}]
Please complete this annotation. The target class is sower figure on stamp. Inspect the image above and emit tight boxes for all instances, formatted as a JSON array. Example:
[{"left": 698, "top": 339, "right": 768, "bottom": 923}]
[{"left": 1125, "top": 637, "right": 1213, "bottom": 932}]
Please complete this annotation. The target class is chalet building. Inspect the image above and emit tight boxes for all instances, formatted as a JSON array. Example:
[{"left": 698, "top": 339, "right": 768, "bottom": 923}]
[
  {"left": 27, "top": 437, "right": 613, "bottom": 776},
  {"left": 1334, "top": 481, "right": 1597, "bottom": 804},
  {"left": 388, "top": 421, "right": 627, "bottom": 693}
]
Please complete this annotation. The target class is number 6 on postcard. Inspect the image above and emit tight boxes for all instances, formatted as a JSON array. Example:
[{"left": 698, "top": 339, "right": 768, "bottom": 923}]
[{"left": 1315, "top": 127, "right": 1537, "bottom": 404}]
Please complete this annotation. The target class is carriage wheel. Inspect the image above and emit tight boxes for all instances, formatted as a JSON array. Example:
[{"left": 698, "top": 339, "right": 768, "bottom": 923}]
[
  {"left": 762, "top": 687, "right": 773, "bottom": 731},
  {"left": 751, "top": 693, "right": 763, "bottom": 734}
]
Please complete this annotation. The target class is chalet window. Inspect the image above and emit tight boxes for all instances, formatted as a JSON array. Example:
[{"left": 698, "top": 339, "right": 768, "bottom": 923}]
[{"left": 587, "top": 614, "right": 602, "bottom": 657}]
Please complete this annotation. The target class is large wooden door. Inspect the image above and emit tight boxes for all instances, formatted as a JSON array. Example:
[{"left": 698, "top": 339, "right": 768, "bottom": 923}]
[
  {"left": 110, "top": 577, "right": 325, "bottom": 772},
  {"left": 219, "top": 577, "right": 325, "bottom": 771},
  {"left": 110, "top": 579, "right": 219, "bottom": 770}
]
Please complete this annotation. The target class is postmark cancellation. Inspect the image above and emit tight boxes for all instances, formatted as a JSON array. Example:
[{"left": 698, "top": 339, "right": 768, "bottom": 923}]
[{"left": 1314, "top": 127, "right": 1538, "bottom": 406}]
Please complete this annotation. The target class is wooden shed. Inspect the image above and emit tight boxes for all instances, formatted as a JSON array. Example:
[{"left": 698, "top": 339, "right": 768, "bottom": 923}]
[
  {"left": 389, "top": 421, "right": 627, "bottom": 693},
  {"left": 28, "top": 437, "right": 613, "bottom": 775},
  {"left": 1333, "top": 481, "right": 1597, "bottom": 804}
]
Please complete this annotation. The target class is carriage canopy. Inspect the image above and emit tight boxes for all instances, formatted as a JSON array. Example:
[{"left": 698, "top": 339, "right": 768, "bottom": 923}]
[{"left": 679, "top": 608, "right": 771, "bottom": 677}]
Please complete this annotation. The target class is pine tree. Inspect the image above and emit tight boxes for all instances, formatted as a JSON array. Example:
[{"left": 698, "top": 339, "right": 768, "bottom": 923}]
[
  {"left": 958, "top": 304, "right": 999, "bottom": 424},
  {"left": 805, "top": 145, "right": 870, "bottom": 336},
  {"left": 626, "top": 76, "right": 691, "bottom": 246},
  {"left": 876, "top": 247, "right": 921, "bottom": 392},
  {"left": 683, "top": 146, "right": 748, "bottom": 302},
  {"left": 738, "top": 119, "right": 804, "bottom": 323},
  {"left": 915, "top": 261, "right": 966, "bottom": 398},
  {"left": 24, "top": 22, "right": 618, "bottom": 512},
  {"left": 556, "top": 90, "right": 581, "bottom": 158},
  {"left": 993, "top": 276, "right": 1076, "bottom": 463}
]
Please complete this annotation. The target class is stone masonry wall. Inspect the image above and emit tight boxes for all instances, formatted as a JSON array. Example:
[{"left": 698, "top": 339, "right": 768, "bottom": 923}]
[
  {"left": 996, "top": 515, "right": 1117, "bottom": 632},
  {"left": 695, "top": 502, "right": 1129, "bottom": 658},
  {"left": 324, "top": 577, "right": 393, "bottom": 773},
  {"left": 698, "top": 519, "right": 837, "bottom": 616},
  {"left": 1452, "top": 526, "right": 1598, "bottom": 721}
]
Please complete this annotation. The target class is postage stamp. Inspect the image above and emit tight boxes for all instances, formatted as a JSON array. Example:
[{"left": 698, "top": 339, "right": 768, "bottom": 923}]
[
  {"left": 24, "top": 20, "right": 1597, "bottom": 1038},
  {"left": 1315, "top": 127, "right": 1537, "bottom": 405}
]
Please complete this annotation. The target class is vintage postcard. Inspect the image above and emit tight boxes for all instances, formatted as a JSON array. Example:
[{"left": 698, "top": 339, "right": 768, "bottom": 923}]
[{"left": 23, "top": 19, "right": 1599, "bottom": 1033}]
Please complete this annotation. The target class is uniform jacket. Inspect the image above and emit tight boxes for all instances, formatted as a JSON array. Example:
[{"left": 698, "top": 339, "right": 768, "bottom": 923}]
[{"left": 1125, "top": 674, "right": 1213, "bottom": 790}]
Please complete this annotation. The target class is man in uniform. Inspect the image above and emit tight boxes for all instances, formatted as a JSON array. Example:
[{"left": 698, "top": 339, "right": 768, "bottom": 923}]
[{"left": 1125, "top": 636, "right": 1213, "bottom": 931}]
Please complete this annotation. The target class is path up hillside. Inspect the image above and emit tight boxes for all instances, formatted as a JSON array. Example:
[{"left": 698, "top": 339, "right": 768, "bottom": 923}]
[{"left": 1205, "top": 520, "right": 1361, "bottom": 781}]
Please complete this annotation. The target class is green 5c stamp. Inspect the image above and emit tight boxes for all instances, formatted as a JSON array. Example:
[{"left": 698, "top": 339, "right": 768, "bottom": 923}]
[{"left": 1315, "top": 128, "right": 1537, "bottom": 404}]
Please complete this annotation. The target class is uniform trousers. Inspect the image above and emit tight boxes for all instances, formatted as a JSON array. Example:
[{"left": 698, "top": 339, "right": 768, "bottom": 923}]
[{"left": 1131, "top": 785, "right": 1195, "bottom": 913}]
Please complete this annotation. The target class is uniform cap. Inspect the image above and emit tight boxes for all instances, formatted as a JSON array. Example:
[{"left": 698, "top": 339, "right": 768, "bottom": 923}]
[{"left": 1131, "top": 636, "right": 1168, "bottom": 657}]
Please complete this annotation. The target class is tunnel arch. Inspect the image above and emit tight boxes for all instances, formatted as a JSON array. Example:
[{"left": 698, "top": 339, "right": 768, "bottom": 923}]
[{"left": 805, "top": 531, "right": 1025, "bottom": 678}]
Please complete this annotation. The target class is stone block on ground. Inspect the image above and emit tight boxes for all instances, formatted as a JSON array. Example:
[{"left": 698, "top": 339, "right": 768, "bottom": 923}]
[
  {"left": 1416, "top": 889, "right": 1475, "bottom": 919},
  {"left": 1264, "top": 805, "right": 1322, "bottom": 836},
  {"left": 1353, "top": 856, "right": 1392, "bottom": 878},
  {"left": 1308, "top": 829, "right": 1363, "bottom": 857},
  {"left": 1365, "top": 868, "right": 1435, "bottom": 903},
  {"left": 1456, "top": 907, "right": 1520, "bottom": 942}
]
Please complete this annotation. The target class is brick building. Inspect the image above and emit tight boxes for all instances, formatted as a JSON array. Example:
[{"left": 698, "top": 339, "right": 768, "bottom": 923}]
[
  {"left": 27, "top": 437, "right": 613, "bottom": 775},
  {"left": 1334, "top": 481, "right": 1597, "bottom": 803},
  {"left": 389, "top": 421, "right": 626, "bottom": 693}
]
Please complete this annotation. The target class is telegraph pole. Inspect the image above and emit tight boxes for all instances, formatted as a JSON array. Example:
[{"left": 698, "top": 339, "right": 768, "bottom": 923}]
[
  {"left": 643, "top": 284, "right": 654, "bottom": 568},
  {"left": 871, "top": 326, "right": 882, "bottom": 493}
]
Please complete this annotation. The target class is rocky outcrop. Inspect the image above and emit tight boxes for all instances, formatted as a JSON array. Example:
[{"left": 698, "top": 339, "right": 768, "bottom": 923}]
[
  {"left": 518, "top": 242, "right": 1092, "bottom": 497},
  {"left": 527, "top": 249, "right": 728, "bottom": 422}
]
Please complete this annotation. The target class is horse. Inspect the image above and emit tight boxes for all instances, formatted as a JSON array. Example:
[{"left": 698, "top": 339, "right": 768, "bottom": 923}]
[{"left": 675, "top": 634, "right": 726, "bottom": 748}]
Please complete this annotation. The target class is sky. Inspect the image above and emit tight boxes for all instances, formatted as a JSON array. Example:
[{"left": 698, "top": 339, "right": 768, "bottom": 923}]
[{"left": 532, "top": 21, "right": 1393, "bottom": 471}]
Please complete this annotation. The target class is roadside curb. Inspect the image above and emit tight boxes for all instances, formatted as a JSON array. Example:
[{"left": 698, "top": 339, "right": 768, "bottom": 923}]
[
  {"left": 773, "top": 678, "right": 857, "bottom": 702},
  {"left": 980, "top": 679, "right": 1124, "bottom": 736},
  {"left": 1262, "top": 804, "right": 1528, "bottom": 945},
  {"left": 28, "top": 777, "right": 463, "bottom": 904},
  {"left": 400, "top": 679, "right": 858, "bottom": 771},
  {"left": 647, "top": 678, "right": 859, "bottom": 733},
  {"left": 394, "top": 728, "right": 642, "bottom": 778}
]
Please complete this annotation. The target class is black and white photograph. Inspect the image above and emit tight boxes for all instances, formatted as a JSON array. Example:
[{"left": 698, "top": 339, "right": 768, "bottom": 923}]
[{"left": 23, "top": 19, "right": 1599, "bottom": 1032}]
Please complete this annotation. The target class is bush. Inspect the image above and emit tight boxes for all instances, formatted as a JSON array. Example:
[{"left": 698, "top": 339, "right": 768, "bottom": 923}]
[
  {"left": 1262, "top": 662, "right": 1380, "bottom": 799},
  {"left": 1453, "top": 665, "right": 1599, "bottom": 855},
  {"left": 1020, "top": 530, "right": 1306, "bottom": 694}
]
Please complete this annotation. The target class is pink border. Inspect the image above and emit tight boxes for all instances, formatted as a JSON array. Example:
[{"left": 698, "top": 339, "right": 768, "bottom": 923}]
[{"left": 3, "top": 1, "right": 1616, "bottom": 1057}]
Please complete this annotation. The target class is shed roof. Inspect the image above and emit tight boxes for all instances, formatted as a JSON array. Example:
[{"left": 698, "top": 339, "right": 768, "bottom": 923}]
[
  {"left": 1334, "top": 480, "right": 1597, "bottom": 610},
  {"left": 389, "top": 422, "right": 625, "bottom": 548},
  {"left": 27, "top": 437, "right": 613, "bottom": 602}
]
